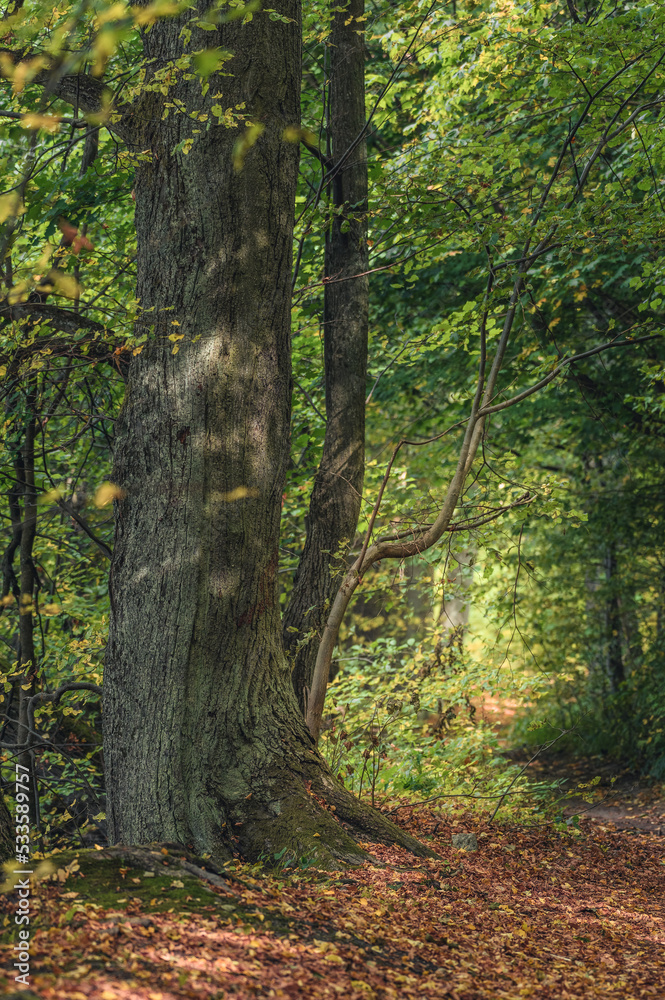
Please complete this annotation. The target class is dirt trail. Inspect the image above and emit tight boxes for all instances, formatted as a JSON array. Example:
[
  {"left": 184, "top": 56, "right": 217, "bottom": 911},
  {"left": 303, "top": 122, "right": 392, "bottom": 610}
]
[{"left": 521, "top": 751, "right": 665, "bottom": 834}]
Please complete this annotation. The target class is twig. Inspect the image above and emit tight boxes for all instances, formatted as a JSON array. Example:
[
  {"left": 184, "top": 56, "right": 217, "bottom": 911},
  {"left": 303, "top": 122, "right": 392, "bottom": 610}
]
[{"left": 488, "top": 728, "right": 575, "bottom": 824}]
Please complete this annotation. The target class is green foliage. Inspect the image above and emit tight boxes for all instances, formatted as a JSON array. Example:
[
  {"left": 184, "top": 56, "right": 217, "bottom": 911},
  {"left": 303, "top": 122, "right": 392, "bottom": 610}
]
[{"left": 320, "top": 556, "right": 549, "bottom": 812}]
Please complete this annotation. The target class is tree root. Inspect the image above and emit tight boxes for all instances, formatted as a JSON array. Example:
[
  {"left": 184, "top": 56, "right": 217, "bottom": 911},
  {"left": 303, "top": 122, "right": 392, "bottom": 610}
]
[{"left": 311, "top": 771, "right": 439, "bottom": 860}]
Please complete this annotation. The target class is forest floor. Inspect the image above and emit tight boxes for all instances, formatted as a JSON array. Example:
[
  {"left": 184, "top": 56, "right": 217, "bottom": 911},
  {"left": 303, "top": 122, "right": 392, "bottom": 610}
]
[{"left": 1, "top": 769, "right": 664, "bottom": 1000}]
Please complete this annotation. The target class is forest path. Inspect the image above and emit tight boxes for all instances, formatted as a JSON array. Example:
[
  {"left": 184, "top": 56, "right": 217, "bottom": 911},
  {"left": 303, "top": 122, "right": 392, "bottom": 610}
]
[{"left": 521, "top": 750, "right": 665, "bottom": 834}]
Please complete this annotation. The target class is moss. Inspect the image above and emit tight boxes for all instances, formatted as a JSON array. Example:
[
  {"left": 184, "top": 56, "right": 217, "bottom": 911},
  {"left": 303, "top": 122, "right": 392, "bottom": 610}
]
[
  {"left": 237, "top": 779, "right": 370, "bottom": 869},
  {"left": 27, "top": 849, "right": 250, "bottom": 918},
  {"left": 0, "top": 847, "right": 332, "bottom": 944}
]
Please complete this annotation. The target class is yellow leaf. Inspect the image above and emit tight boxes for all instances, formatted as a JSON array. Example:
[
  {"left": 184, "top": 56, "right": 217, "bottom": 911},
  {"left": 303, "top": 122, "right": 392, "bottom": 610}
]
[
  {"left": 1, "top": 859, "right": 55, "bottom": 893},
  {"left": 91, "top": 27, "right": 123, "bottom": 76},
  {"left": 38, "top": 487, "right": 63, "bottom": 505},
  {"left": 20, "top": 113, "right": 61, "bottom": 133},
  {"left": 6, "top": 55, "right": 48, "bottom": 94},
  {"left": 133, "top": 0, "right": 183, "bottom": 26},
  {"left": 219, "top": 486, "right": 259, "bottom": 502},
  {"left": 45, "top": 270, "right": 82, "bottom": 300},
  {"left": 93, "top": 1, "right": 127, "bottom": 26},
  {"left": 282, "top": 126, "right": 320, "bottom": 147},
  {"left": 233, "top": 124, "right": 265, "bottom": 172},
  {"left": 94, "top": 482, "right": 126, "bottom": 507},
  {"left": 0, "top": 192, "right": 26, "bottom": 224}
]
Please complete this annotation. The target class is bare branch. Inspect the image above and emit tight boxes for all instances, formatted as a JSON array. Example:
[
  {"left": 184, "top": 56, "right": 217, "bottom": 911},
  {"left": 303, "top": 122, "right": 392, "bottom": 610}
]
[
  {"left": 56, "top": 499, "right": 113, "bottom": 560},
  {"left": 478, "top": 333, "right": 662, "bottom": 417}
]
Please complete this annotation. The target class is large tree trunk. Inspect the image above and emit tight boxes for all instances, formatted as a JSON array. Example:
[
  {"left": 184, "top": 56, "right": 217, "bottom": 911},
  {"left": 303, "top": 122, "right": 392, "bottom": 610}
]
[
  {"left": 284, "top": 0, "right": 369, "bottom": 714},
  {"left": 104, "top": 1, "right": 427, "bottom": 865}
]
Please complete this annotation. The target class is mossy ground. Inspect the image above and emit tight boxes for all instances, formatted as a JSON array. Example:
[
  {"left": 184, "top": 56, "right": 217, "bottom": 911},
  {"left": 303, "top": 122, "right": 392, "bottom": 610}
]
[{"left": 0, "top": 847, "right": 269, "bottom": 944}]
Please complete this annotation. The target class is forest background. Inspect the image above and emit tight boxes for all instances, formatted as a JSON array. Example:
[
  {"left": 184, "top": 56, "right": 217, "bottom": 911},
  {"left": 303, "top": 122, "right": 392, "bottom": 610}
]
[{"left": 0, "top": 0, "right": 664, "bottom": 860}]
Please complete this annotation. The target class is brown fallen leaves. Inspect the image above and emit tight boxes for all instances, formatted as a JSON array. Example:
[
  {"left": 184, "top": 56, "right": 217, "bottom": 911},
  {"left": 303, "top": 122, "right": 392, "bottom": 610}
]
[{"left": 0, "top": 806, "right": 663, "bottom": 1000}]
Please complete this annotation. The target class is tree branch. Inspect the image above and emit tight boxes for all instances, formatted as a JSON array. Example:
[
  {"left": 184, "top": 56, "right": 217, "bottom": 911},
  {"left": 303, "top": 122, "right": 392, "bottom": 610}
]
[
  {"left": 0, "top": 49, "right": 137, "bottom": 144},
  {"left": 478, "top": 333, "right": 662, "bottom": 417},
  {"left": 0, "top": 299, "right": 127, "bottom": 378},
  {"left": 26, "top": 681, "right": 102, "bottom": 739},
  {"left": 56, "top": 499, "right": 113, "bottom": 560}
]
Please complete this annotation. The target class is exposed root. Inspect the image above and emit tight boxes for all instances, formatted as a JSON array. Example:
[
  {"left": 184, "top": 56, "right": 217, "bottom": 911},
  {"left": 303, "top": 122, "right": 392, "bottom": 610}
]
[
  {"left": 225, "top": 757, "right": 438, "bottom": 868},
  {"left": 234, "top": 780, "right": 373, "bottom": 869},
  {"left": 311, "top": 771, "right": 439, "bottom": 860}
]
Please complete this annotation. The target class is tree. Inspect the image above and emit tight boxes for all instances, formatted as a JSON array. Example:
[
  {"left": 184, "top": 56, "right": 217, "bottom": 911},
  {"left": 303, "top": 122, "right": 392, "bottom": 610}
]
[
  {"left": 283, "top": 0, "right": 369, "bottom": 715},
  {"left": 304, "top": 0, "right": 665, "bottom": 737},
  {"left": 0, "top": 791, "right": 12, "bottom": 860},
  {"left": 96, "top": 1, "right": 429, "bottom": 863},
  {"left": 0, "top": 0, "right": 427, "bottom": 864}
]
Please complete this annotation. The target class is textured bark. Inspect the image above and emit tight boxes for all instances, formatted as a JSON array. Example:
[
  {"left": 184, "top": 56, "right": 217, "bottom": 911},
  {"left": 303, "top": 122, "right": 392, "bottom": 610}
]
[
  {"left": 102, "top": 2, "right": 428, "bottom": 865},
  {"left": 283, "top": 0, "right": 369, "bottom": 714},
  {"left": 104, "top": 0, "right": 301, "bottom": 857}
]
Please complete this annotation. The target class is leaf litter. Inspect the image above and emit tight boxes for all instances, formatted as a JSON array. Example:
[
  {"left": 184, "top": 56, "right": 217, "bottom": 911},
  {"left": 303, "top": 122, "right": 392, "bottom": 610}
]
[{"left": 0, "top": 805, "right": 663, "bottom": 999}]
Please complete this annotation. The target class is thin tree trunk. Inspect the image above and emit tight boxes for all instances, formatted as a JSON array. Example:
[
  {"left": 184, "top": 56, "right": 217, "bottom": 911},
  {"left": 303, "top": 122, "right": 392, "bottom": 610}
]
[
  {"left": 0, "top": 448, "right": 24, "bottom": 747},
  {"left": 0, "top": 792, "right": 12, "bottom": 861},
  {"left": 604, "top": 543, "right": 624, "bottom": 691},
  {"left": 16, "top": 408, "right": 37, "bottom": 822},
  {"left": 619, "top": 582, "right": 642, "bottom": 675},
  {"left": 305, "top": 268, "right": 528, "bottom": 740},
  {"left": 284, "top": 0, "right": 369, "bottom": 713}
]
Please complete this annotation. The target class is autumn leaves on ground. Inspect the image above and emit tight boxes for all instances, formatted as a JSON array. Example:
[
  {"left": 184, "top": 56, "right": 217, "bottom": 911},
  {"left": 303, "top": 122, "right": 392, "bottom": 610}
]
[{"left": 1, "top": 782, "right": 664, "bottom": 1000}]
